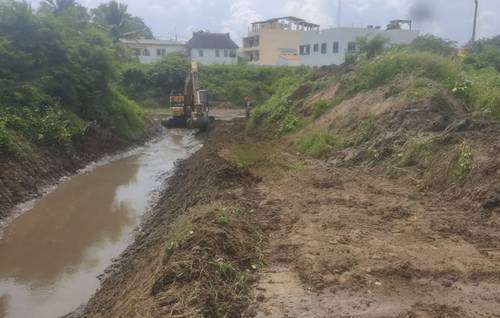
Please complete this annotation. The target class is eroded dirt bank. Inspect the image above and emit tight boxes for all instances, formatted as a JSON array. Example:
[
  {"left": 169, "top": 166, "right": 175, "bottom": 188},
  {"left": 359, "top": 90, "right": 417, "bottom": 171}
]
[
  {"left": 0, "top": 120, "right": 160, "bottom": 222},
  {"left": 73, "top": 118, "right": 500, "bottom": 317}
]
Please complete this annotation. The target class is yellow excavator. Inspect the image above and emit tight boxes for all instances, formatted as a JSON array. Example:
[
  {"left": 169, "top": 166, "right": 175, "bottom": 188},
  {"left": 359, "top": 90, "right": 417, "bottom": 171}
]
[{"left": 163, "top": 61, "right": 210, "bottom": 130}]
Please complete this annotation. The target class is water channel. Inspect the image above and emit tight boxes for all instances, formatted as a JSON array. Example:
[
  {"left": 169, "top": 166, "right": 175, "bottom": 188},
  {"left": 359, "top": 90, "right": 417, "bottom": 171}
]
[{"left": 0, "top": 129, "right": 201, "bottom": 318}]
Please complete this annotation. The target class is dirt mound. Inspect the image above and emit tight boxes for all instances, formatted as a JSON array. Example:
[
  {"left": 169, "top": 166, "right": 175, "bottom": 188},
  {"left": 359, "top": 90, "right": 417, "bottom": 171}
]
[
  {"left": 297, "top": 78, "right": 500, "bottom": 217},
  {"left": 74, "top": 120, "right": 269, "bottom": 318}
]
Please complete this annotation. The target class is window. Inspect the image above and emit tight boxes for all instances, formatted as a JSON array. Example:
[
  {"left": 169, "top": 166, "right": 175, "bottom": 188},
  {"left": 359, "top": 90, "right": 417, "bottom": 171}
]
[
  {"left": 216, "top": 49, "right": 220, "bottom": 57},
  {"left": 333, "top": 42, "right": 339, "bottom": 53},
  {"left": 133, "top": 48, "right": 140, "bottom": 56},
  {"left": 156, "top": 48, "right": 166, "bottom": 56},
  {"left": 224, "top": 49, "right": 228, "bottom": 57},
  {"left": 313, "top": 44, "right": 319, "bottom": 52},
  {"left": 143, "top": 49, "right": 150, "bottom": 56},
  {"left": 199, "top": 49, "right": 204, "bottom": 57},
  {"left": 321, "top": 43, "right": 327, "bottom": 54},
  {"left": 229, "top": 50, "right": 237, "bottom": 58},
  {"left": 299, "top": 45, "right": 311, "bottom": 55},
  {"left": 348, "top": 42, "right": 356, "bottom": 52}
]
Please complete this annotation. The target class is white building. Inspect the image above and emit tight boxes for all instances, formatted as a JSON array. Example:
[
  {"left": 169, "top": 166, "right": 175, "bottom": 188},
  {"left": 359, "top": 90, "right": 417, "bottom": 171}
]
[
  {"left": 298, "top": 26, "right": 419, "bottom": 67},
  {"left": 121, "top": 39, "right": 185, "bottom": 64},
  {"left": 186, "top": 31, "right": 239, "bottom": 65}
]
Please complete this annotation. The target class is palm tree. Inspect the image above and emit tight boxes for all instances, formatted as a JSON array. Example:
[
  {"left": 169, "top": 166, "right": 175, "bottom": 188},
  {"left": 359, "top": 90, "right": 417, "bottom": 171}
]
[
  {"left": 91, "top": 1, "right": 153, "bottom": 42},
  {"left": 40, "top": 0, "right": 77, "bottom": 16}
]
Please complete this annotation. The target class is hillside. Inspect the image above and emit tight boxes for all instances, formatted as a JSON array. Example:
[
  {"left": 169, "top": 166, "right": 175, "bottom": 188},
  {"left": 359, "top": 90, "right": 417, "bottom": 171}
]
[{"left": 74, "top": 44, "right": 500, "bottom": 317}]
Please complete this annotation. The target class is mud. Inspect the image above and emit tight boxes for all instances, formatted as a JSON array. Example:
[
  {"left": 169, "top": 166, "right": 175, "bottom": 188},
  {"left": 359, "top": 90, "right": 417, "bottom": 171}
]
[
  {"left": 63, "top": 115, "right": 500, "bottom": 317},
  {"left": 71, "top": 120, "right": 266, "bottom": 317}
]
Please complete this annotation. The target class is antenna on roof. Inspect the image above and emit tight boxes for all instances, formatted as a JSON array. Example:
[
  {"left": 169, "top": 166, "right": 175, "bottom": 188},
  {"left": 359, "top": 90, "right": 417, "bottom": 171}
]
[{"left": 337, "top": 0, "right": 342, "bottom": 27}]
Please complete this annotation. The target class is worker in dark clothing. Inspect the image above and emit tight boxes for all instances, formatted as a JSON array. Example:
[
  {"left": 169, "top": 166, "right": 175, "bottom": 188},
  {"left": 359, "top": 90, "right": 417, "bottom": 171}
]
[{"left": 244, "top": 96, "right": 252, "bottom": 119}]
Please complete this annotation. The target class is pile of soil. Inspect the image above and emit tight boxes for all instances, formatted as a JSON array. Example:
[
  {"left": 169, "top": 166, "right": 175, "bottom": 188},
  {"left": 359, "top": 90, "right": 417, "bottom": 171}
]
[
  {"left": 71, "top": 120, "right": 271, "bottom": 317},
  {"left": 0, "top": 119, "right": 161, "bottom": 222}
]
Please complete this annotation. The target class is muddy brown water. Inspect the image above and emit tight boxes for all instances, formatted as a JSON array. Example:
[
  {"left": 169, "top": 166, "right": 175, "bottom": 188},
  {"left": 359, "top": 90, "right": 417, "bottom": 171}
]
[{"left": 0, "top": 129, "right": 201, "bottom": 318}]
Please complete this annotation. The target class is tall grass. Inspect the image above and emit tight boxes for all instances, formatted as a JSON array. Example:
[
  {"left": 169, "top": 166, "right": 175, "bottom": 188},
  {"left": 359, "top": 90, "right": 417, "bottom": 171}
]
[{"left": 340, "top": 49, "right": 461, "bottom": 98}]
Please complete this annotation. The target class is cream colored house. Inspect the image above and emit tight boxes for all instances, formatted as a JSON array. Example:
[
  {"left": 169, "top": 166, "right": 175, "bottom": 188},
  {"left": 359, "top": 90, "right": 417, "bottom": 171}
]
[{"left": 241, "top": 17, "right": 319, "bottom": 66}]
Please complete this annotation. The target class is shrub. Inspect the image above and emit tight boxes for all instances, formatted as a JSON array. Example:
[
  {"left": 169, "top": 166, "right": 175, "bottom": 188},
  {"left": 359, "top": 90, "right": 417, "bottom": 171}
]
[
  {"left": 338, "top": 49, "right": 462, "bottom": 102},
  {"left": 409, "top": 35, "right": 457, "bottom": 57},
  {"left": 466, "top": 67, "right": 500, "bottom": 119},
  {"left": 248, "top": 73, "right": 309, "bottom": 132},
  {"left": 0, "top": 105, "right": 85, "bottom": 146},
  {"left": 296, "top": 131, "right": 347, "bottom": 157},
  {"left": 450, "top": 143, "right": 474, "bottom": 181},
  {"left": 199, "top": 64, "right": 309, "bottom": 106},
  {"left": 399, "top": 136, "right": 436, "bottom": 167}
]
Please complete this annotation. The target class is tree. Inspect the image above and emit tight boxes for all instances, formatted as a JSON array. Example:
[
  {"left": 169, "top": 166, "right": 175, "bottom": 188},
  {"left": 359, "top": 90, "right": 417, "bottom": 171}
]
[
  {"left": 410, "top": 35, "right": 457, "bottom": 56},
  {"left": 40, "top": 0, "right": 78, "bottom": 16},
  {"left": 91, "top": 1, "right": 153, "bottom": 42},
  {"left": 356, "top": 35, "right": 390, "bottom": 59}
]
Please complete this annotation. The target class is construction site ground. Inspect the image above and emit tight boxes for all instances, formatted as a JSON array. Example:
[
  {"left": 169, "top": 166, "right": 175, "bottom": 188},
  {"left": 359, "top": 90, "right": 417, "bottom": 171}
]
[{"left": 74, "top": 119, "right": 500, "bottom": 318}]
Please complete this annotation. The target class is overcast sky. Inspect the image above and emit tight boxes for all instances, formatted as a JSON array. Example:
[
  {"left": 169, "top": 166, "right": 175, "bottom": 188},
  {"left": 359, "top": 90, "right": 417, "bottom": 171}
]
[{"left": 30, "top": 0, "right": 500, "bottom": 45}]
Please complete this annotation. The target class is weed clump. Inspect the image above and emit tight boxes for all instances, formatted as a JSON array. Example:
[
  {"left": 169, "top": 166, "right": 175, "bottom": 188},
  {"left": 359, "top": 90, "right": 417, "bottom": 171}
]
[
  {"left": 152, "top": 201, "right": 264, "bottom": 317},
  {"left": 296, "top": 131, "right": 347, "bottom": 158},
  {"left": 450, "top": 143, "right": 474, "bottom": 181},
  {"left": 399, "top": 136, "right": 436, "bottom": 167}
]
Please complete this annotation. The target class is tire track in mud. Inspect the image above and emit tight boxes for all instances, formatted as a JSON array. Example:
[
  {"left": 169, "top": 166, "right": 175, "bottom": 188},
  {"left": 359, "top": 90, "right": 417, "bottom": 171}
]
[{"left": 252, "top": 164, "right": 500, "bottom": 318}]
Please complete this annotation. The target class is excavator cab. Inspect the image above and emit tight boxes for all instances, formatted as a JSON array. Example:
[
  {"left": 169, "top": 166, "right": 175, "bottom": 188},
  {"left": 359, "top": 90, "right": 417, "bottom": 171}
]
[{"left": 163, "top": 62, "right": 210, "bottom": 130}]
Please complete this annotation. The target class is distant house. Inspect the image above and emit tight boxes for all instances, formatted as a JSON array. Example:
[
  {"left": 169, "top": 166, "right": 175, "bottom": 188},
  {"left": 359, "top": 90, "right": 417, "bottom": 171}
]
[
  {"left": 121, "top": 39, "right": 185, "bottom": 64},
  {"left": 186, "top": 31, "right": 239, "bottom": 65},
  {"left": 241, "top": 17, "right": 319, "bottom": 65},
  {"left": 298, "top": 25, "right": 419, "bottom": 67}
]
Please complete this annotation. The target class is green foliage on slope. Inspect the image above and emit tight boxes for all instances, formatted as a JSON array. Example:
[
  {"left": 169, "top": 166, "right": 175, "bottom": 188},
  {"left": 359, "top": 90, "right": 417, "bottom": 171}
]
[{"left": 0, "top": 0, "right": 145, "bottom": 152}]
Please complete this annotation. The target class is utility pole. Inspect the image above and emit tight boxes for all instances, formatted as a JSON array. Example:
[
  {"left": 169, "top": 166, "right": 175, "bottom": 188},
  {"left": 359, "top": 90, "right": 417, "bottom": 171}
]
[
  {"left": 337, "top": 0, "right": 342, "bottom": 27},
  {"left": 472, "top": 0, "right": 479, "bottom": 43}
]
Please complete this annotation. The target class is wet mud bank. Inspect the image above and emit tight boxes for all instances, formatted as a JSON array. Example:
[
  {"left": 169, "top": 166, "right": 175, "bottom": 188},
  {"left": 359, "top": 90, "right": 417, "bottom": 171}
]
[
  {"left": 0, "top": 120, "right": 161, "bottom": 223},
  {"left": 71, "top": 119, "right": 269, "bottom": 317}
]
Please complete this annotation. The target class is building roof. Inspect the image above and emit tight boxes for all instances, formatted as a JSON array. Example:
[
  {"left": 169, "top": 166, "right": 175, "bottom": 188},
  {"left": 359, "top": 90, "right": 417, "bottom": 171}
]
[
  {"left": 120, "top": 39, "right": 184, "bottom": 46},
  {"left": 252, "top": 16, "right": 319, "bottom": 28},
  {"left": 186, "top": 31, "right": 239, "bottom": 49}
]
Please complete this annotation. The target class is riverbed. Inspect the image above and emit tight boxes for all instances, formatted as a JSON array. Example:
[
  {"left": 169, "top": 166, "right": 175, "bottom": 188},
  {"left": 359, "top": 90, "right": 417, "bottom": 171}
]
[{"left": 0, "top": 129, "right": 201, "bottom": 318}]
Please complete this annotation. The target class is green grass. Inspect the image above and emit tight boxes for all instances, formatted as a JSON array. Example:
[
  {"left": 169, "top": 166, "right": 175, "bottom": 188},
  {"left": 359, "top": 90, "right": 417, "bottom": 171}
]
[
  {"left": 340, "top": 49, "right": 461, "bottom": 99},
  {"left": 296, "top": 131, "right": 348, "bottom": 158},
  {"left": 449, "top": 142, "right": 474, "bottom": 181},
  {"left": 155, "top": 200, "right": 264, "bottom": 317},
  {"left": 399, "top": 136, "right": 436, "bottom": 167},
  {"left": 227, "top": 144, "right": 270, "bottom": 168}
]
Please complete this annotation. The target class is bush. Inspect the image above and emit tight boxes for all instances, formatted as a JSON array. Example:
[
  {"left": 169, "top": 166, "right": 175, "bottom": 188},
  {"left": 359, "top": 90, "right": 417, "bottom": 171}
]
[
  {"left": 199, "top": 64, "right": 309, "bottom": 106},
  {"left": 0, "top": 105, "right": 85, "bottom": 147},
  {"left": 399, "top": 136, "right": 435, "bottom": 167},
  {"left": 296, "top": 131, "right": 347, "bottom": 157},
  {"left": 340, "top": 49, "right": 461, "bottom": 99},
  {"left": 449, "top": 142, "right": 474, "bottom": 181},
  {"left": 466, "top": 68, "right": 500, "bottom": 118},
  {"left": 120, "top": 53, "right": 190, "bottom": 107},
  {"left": 465, "top": 35, "right": 500, "bottom": 72},
  {"left": 0, "top": 1, "right": 146, "bottom": 148},
  {"left": 409, "top": 35, "right": 457, "bottom": 56},
  {"left": 248, "top": 72, "right": 309, "bottom": 131}
]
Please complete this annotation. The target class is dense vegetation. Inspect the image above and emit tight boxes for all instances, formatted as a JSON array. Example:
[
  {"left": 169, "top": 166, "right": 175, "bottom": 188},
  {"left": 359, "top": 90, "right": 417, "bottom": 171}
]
[
  {"left": 0, "top": 0, "right": 149, "bottom": 153},
  {"left": 120, "top": 57, "right": 309, "bottom": 109},
  {"left": 250, "top": 34, "right": 500, "bottom": 135},
  {"left": 198, "top": 64, "right": 309, "bottom": 106}
]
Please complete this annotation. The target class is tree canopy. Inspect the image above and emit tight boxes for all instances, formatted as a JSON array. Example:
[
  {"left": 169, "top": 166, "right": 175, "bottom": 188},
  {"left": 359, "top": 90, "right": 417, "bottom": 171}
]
[{"left": 91, "top": 1, "right": 153, "bottom": 42}]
